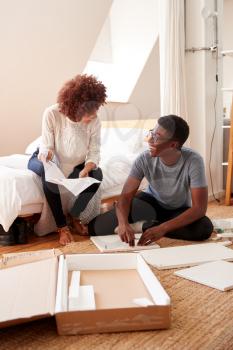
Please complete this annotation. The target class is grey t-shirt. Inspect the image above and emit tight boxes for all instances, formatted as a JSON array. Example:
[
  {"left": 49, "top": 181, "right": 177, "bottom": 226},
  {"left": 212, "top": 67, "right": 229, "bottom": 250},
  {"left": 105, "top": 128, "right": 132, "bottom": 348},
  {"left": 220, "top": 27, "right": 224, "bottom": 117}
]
[{"left": 129, "top": 147, "right": 207, "bottom": 209}]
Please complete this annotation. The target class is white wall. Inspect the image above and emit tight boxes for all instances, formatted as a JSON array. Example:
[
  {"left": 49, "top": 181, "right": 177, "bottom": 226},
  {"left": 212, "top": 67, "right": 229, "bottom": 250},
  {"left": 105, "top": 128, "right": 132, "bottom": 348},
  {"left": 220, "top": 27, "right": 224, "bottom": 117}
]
[
  {"left": 222, "top": 0, "right": 233, "bottom": 119},
  {"left": 0, "top": 0, "right": 112, "bottom": 155},
  {"left": 129, "top": 40, "right": 160, "bottom": 120},
  {"left": 97, "top": 40, "right": 160, "bottom": 122},
  {"left": 90, "top": 17, "right": 113, "bottom": 63},
  {"left": 185, "top": 0, "right": 223, "bottom": 198},
  {"left": 85, "top": 0, "right": 159, "bottom": 103}
]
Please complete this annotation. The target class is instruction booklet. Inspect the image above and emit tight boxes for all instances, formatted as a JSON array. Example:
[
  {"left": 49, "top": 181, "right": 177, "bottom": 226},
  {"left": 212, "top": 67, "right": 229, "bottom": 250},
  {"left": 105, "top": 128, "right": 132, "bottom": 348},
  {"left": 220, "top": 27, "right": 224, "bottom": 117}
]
[{"left": 90, "top": 233, "right": 160, "bottom": 253}]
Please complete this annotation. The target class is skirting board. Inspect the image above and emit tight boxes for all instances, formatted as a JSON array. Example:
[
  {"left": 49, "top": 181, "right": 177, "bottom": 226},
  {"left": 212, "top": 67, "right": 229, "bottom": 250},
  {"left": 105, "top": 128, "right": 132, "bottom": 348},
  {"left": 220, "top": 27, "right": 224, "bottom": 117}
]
[
  {"left": 208, "top": 190, "right": 225, "bottom": 202},
  {"left": 140, "top": 242, "right": 233, "bottom": 270},
  {"left": 175, "top": 260, "right": 233, "bottom": 291}
]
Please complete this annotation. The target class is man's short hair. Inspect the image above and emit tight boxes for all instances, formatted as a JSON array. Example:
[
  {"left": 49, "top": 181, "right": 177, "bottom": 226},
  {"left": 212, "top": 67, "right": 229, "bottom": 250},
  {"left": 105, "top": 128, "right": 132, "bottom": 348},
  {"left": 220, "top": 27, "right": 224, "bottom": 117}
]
[{"left": 158, "top": 115, "right": 189, "bottom": 148}]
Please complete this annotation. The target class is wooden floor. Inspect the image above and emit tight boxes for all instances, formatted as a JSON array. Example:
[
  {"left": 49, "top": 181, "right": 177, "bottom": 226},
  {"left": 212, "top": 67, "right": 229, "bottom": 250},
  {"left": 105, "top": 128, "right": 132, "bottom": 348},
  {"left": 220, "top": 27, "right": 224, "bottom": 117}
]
[
  {"left": 0, "top": 198, "right": 232, "bottom": 256},
  {"left": 0, "top": 197, "right": 118, "bottom": 256},
  {"left": 0, "top": 230, "right": 58, "bottom": 255}
]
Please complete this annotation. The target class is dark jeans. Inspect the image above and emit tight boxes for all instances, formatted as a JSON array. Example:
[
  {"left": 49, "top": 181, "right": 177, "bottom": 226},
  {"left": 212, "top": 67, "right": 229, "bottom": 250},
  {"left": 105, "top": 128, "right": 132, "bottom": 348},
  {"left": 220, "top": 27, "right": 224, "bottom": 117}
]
[
  {"left": 28, "top": 149, "right": 103, "bottom": 228},
  {"left": 88, "top": 191, "right": 213, "bottom": 241}
]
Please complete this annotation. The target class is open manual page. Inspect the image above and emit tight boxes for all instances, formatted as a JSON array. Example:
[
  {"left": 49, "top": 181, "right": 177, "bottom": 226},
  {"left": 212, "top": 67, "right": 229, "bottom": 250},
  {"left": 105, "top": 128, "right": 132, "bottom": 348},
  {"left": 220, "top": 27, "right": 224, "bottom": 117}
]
[
  {"left": 43, "top": 161, "right": 100, "bottom": 196},
  {"left": 91, "top": 233, "right": 160, "bottom": 253}
]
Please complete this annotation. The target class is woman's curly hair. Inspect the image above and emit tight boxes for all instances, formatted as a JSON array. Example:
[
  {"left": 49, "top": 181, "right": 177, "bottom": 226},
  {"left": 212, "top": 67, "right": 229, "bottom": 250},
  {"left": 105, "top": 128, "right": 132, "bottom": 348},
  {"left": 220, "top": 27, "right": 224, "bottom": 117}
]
[{"left": 57, "top": 74, "right": 107, "bottom": 121}]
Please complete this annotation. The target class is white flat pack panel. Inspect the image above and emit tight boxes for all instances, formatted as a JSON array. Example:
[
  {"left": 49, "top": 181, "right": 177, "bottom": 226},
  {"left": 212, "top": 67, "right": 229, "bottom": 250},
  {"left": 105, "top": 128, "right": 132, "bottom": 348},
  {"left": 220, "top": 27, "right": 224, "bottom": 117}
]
[
  {"left": 140, "top": 243, "right": 233, "bottom": 270},
  {"left": 136, "top": 255, "right": 170, "bottom": 305},
  {"left": 68, "top": 271, "right": 81, "bottom": 311},
  {"left": 69, "top": 271, "right": 80, "bottom": 298},
  {"left": 217, "top": 240, "right": 233, "bottom": 246},
  {"left": 175, "top": 260, "right": 233, "bottom": 291},
  {"left": 0, "top": 258, "right": 57, "bottom": 323},
  {"left": 66, "top": 253, "right": 138, "bottom": 271},
  {"left": 133, "top": 297, "right": 154, "bottom": 307},
  {"left": 217, "top": 233, "right": 233, "bottom": 238},
  {"left": 69, "top": 285, "right": 96, "bottom": 311},
  {"left": 212, "top": 218, "right": 233, "bottom": 229}
]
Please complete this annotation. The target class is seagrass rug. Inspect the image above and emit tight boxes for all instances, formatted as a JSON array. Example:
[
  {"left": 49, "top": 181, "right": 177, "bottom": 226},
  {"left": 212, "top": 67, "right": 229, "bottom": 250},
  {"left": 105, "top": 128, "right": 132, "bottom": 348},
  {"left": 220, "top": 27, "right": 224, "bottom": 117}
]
[{"left": 0, "top": 201, "right": 233, "bottom": 350}]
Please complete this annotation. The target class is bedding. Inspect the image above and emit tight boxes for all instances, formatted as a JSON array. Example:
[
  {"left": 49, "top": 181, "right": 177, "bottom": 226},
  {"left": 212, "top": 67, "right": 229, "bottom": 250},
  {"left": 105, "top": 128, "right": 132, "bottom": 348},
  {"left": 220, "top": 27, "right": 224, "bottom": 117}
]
[
  {"left": 0, "top": 127, "right": 148, "bottom": 234},
  {"left": 0, "top": 163, "right": 43, "bottom": 231}
]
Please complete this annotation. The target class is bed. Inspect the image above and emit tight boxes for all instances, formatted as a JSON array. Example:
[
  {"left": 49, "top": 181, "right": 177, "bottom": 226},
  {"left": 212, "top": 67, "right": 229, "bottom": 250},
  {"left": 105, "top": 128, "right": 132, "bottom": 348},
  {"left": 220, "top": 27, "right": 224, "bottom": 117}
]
[{"left": 0, "top": 119, "right": 156, "bottom": 234}]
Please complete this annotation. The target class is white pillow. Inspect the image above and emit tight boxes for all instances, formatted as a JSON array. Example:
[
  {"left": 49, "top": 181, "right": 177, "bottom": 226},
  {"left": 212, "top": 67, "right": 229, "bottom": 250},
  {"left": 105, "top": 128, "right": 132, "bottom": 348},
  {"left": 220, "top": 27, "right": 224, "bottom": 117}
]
[{"left": 25, "top": 136, "right": 42, "bottom": 154}]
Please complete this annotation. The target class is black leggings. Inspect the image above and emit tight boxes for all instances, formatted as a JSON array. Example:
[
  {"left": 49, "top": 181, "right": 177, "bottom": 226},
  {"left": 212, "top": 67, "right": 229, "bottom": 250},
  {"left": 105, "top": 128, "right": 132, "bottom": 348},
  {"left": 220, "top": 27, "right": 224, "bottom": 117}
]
[
  {"left": 28, "top": 149, "right": 103, "bottom": 228},
  {"left": 88, "top": 191, "right": 213, "bottom": 241}
]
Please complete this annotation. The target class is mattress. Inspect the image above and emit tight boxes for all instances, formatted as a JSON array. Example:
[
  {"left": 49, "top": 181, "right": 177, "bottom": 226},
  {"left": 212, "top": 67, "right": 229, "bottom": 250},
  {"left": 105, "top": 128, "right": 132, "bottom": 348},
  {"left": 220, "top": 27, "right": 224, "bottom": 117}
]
[{"left": 19, "top": 203, "right": 43, "bottom": 216}]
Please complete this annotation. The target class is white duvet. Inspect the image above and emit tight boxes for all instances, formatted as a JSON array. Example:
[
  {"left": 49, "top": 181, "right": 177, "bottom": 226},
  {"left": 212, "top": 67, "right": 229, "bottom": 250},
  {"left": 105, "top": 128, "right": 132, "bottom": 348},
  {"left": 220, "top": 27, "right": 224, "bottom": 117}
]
[{"left": 0, "top": 161, "right": 44, "bottom": 231}]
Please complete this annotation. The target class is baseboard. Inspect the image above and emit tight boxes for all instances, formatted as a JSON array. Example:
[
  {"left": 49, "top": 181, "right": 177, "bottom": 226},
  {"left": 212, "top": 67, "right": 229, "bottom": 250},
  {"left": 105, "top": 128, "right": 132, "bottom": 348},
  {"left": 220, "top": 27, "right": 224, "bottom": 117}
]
[{"left": 208, "top": 190, "right": 225, "bottom": 202}]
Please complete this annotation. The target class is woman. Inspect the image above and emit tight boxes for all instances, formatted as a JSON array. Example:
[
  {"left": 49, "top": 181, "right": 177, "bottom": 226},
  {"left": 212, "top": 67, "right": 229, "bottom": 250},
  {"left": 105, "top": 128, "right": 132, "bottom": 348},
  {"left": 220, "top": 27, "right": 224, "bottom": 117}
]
[{"left": 28, "top": 74, "right": 107, "bottom": 245}]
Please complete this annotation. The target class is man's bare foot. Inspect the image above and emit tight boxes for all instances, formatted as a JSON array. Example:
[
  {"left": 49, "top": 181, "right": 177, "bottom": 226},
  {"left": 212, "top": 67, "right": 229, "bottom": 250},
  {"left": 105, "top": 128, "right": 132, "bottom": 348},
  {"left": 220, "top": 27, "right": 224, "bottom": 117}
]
[
  {"left": 71, "top": 217, "right": 89, "bottom": 236},
  {"left": 100, "top": 201, "right": 116, "bottom": 214},
  {"left": 57, "top": 226, "right": 74, "bottom": 245}
]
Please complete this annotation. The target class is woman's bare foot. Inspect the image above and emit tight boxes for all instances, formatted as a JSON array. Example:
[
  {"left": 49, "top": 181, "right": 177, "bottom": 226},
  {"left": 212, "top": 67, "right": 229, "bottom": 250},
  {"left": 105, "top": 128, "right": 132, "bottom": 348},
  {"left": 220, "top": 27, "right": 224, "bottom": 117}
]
[
  {"left": 71, "top": 218, "right": 89, "bottom": 236},
  {"left": 57, "top": 226, "right": 74, "bottom": 245}
]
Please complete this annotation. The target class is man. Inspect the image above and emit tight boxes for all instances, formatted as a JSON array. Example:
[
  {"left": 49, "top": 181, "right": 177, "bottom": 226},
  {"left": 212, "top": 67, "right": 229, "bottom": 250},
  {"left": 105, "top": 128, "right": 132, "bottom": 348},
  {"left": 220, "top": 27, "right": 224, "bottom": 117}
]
[{"left": 88, "top": 115, "right": 213, "bottom": 246}]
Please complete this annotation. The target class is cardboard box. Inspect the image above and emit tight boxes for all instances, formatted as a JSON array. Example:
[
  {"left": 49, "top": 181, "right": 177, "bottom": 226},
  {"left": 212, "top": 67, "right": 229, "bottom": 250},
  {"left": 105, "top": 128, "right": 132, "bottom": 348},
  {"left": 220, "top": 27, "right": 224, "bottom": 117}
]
[{"left": 0, "top": 252, "right": 171, "bottom": 335}]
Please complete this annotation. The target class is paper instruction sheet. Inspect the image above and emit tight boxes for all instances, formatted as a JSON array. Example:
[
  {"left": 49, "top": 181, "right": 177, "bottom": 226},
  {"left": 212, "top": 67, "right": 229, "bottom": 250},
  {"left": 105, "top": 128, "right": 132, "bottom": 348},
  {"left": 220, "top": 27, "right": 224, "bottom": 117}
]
[{"left": 43, "top": 161, "right": 100, "bottom": 196}]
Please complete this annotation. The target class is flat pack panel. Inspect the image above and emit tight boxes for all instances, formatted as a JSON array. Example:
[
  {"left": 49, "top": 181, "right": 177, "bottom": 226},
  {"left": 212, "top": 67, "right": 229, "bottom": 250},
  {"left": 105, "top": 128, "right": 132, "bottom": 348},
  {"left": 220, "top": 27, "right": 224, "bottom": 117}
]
[
  {"left": 0, "top": 258, "right": 57, "bottom": 324},
  {"left": 140, "top": 243, "right": 233, "bottom": 269},
  {"left": 175, "top": 260, "right": 233, "bottom": 291},
  {"left": 66, "top": 253, "right": 138, "bottom": 271},
  {"left": 69, "top": 271, "right": 81, "bottom": 298},
  {"left": 136, "top": 255, "right": 170, "bottom": 305},
  {"left": 0, "top": 249, "right": 60, "bottom": 269},
  {"left": 69, "top": 285, "right": 96, "bottom": 311}
]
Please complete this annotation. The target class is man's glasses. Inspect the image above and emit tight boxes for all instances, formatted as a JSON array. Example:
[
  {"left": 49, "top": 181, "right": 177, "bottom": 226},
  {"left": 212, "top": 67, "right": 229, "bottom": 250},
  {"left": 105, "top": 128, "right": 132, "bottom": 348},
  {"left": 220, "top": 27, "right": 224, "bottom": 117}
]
[{"left": 147, "top": 129, "right": 172, "bottom": 144}]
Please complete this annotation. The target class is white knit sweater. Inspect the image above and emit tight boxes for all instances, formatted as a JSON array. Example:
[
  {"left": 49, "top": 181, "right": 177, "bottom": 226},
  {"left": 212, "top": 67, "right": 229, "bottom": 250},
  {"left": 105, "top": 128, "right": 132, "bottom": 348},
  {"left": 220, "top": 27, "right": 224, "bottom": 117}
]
[{"left": 39, "top": 104, "right": 101, "bottom": 177}]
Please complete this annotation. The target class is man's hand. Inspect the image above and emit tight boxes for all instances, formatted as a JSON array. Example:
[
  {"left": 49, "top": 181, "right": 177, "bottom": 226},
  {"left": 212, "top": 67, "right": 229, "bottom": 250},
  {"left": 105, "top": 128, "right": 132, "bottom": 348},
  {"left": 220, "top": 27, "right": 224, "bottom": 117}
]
[
  {"left": 117, "top": 224, "right": 135, "bottom": 246},
  {"left": 137, "top": 225, "right": 166, "bottom": 245}
]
